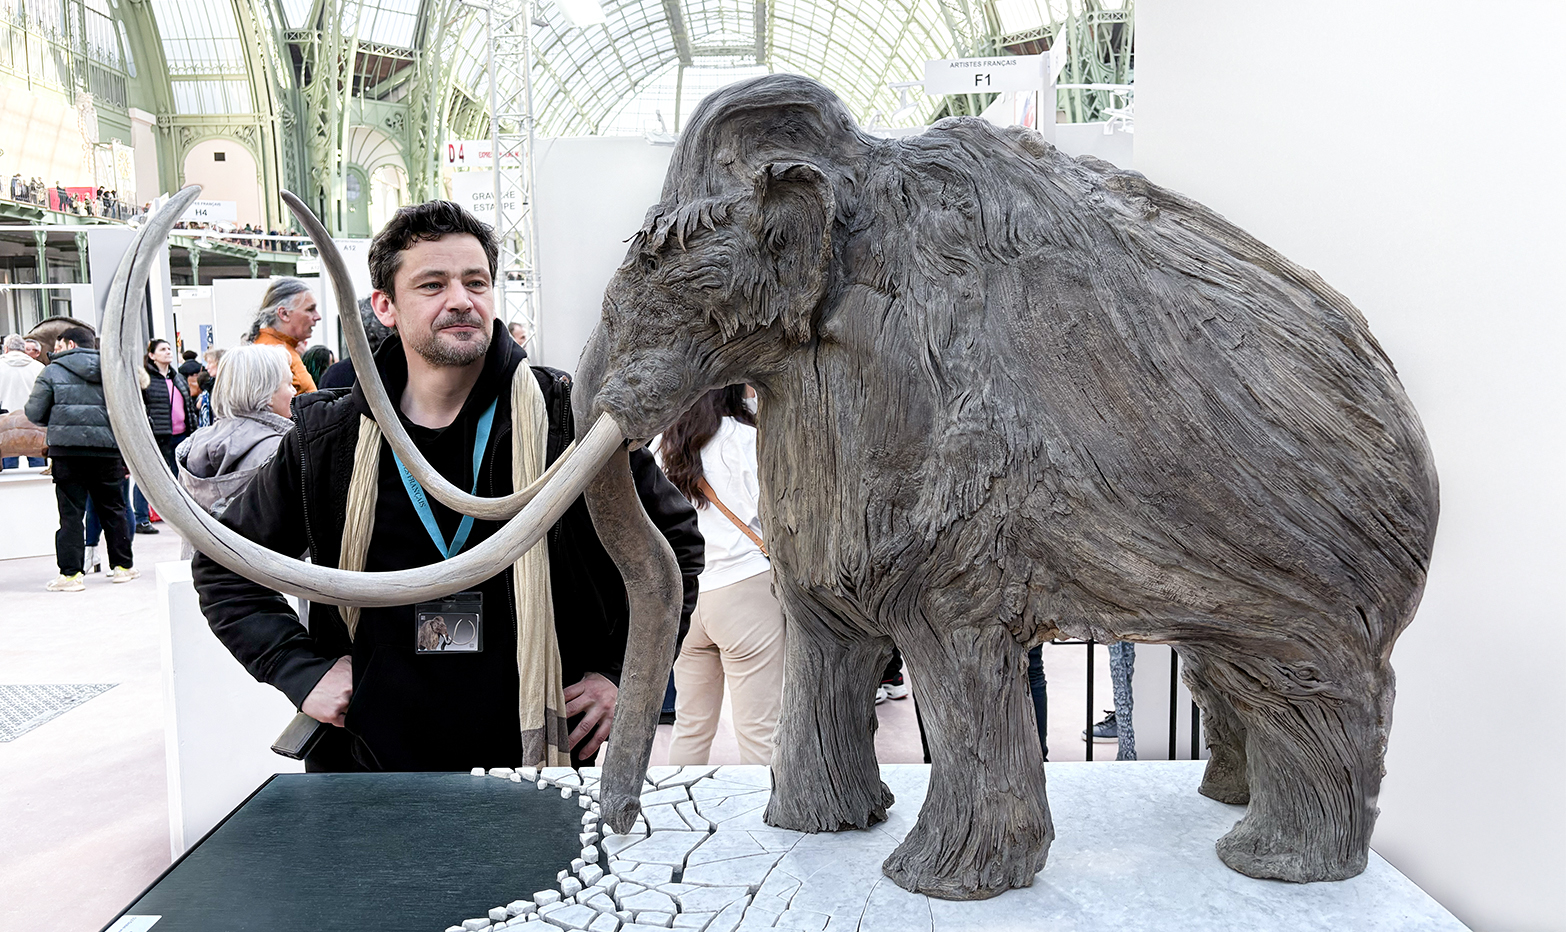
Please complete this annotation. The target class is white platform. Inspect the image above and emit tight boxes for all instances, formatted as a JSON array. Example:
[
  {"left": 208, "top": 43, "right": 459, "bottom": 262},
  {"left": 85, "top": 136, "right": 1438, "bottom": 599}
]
[
  {"left": 485, "top": 762, "right": 1468, "bottom": 932},
  {"left": 0, "top": 466, "right": 59, "bottom": 561},
  {"left": 157, "top": 560, "right": 302, "bottom": 858}
]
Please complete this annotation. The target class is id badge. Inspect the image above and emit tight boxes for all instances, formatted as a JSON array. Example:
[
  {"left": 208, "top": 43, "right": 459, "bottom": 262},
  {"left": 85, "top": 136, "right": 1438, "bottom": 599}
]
[{"left": 414, "top": 591, "right": 483, "bottom": 653}]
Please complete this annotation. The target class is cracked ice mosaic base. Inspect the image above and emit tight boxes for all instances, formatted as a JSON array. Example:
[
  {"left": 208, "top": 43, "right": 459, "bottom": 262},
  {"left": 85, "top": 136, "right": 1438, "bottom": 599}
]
[{"left": 444, "top": 762, "right": 1467, "bottom": 932}]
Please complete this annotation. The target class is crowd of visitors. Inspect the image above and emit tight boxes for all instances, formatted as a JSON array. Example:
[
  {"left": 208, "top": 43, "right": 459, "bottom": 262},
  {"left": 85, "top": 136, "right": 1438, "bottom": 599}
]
[
  {"left": 5, "top": 174, "right": 138, "bottom": 220},
  {"left": 170, "top": 220, "right": 304, "bottom": 252}
]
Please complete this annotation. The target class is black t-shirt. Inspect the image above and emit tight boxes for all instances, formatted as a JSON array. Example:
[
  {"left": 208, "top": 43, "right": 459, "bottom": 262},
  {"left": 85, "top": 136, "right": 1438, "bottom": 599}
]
[{"left": 348, "top": 377, "right": 526, "bottom": 771}]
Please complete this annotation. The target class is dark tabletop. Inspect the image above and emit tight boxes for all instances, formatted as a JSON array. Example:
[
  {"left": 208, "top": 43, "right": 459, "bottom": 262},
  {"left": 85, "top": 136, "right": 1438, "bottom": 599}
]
[{"left": 112, "top": 772, "right": 586, "bottom": 932}]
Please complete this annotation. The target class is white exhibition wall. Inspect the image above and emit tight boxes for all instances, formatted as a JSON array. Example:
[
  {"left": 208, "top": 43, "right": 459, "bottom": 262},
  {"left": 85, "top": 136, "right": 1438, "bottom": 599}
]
[
  {"left": 532, "top": 136, "right": 674, "bottom": 371},
  {"left": 1137, "top": 2, "right": 1564, "bottom": 930},
  {"left": 528, "top": 126, "right": 1131, "bottom": 372}
]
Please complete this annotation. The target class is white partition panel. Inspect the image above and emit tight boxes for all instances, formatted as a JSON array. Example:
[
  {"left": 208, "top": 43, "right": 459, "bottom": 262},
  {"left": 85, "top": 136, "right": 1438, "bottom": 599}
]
[
  {"left": 533, "top": 136, "right": 675, "bottom": 372},
  {"left": 0, "top": 469, "right": 57, "bottom": 561},
  {"left": 157, "top": 561, "right": 303, "bottom": 858},
  {"left": 1135, "top": 2, "right": 1565, "bottom": 928}
]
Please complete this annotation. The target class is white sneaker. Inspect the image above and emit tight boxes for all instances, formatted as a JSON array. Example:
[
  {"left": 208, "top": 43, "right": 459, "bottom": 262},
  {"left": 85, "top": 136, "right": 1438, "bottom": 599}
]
[
  {"left": 47, "top": 573, "right": 86, "bottom": 592},
  {"left": 882, "top": 682, "right": 910, "bottom": 700},
  {"left": 84, "top": 545, "right": 100, "bottom": 574},
  {"left": 874, "top": 684, "right": 889, "bottom": 705},
  {"left": 109, "top": 566, "right": 140, "bottom": 583}
]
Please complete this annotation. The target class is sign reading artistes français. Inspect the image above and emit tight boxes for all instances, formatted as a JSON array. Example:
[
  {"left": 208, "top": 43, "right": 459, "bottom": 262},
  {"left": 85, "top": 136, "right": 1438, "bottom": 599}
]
[{"left": 922, "top": 55, "right": 1048, "bottom": 95}]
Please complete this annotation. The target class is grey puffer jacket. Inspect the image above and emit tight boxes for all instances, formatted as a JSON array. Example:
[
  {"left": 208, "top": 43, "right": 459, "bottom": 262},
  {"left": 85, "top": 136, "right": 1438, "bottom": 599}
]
[
  {"left": 176, "top": 410, "right": 293, "bottom": 518},
  {"left": 25, "top": 348, "right": 120, "bottom": 457}
]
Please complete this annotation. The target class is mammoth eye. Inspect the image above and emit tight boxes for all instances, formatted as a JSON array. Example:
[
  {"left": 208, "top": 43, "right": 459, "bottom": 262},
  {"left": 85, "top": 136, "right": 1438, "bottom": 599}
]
[{"left": 639, "top": 253, "right": 660, "bottom": 273}]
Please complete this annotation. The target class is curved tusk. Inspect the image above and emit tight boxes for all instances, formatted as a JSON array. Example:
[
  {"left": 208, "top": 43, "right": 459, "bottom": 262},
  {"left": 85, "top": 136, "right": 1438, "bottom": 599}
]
[
  {"left": 280, "top": 190, "right": 543, "bottom": 521},
  {"left": 102, "top": 187, "right": 625, "bottom": 607}
]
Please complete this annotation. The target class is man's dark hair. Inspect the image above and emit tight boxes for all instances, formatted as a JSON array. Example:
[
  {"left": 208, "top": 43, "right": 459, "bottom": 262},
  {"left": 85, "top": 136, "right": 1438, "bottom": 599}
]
[
  {"left": 58, "top": 326, "right": 95, "bottom": 349},
  {"left": 369, "top": 200, "right": 498, "bottom": 299},
  {"left": 182, "top": 349, "right": 198, "bottom": 360}
]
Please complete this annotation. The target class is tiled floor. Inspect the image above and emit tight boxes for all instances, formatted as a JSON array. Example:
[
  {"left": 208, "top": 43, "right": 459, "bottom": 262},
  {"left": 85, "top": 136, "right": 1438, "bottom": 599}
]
[{"left": 0, "top": 524, "right": 1123, "bottom": 932}]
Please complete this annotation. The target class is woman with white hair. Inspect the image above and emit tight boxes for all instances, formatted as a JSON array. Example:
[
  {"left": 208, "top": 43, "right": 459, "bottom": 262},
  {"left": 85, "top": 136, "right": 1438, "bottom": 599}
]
[{"left": 176, "top": 344, "right": 295, "bottom": 530}]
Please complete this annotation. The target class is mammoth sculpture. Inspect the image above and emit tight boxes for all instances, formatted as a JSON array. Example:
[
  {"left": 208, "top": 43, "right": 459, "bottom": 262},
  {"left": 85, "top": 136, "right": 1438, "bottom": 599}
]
[
  {"left": 100, "top": 73, "right": 1436, "bottom": 905},
  {"left": 572, "top": 75, "right": 1438, "bottom": 899}
]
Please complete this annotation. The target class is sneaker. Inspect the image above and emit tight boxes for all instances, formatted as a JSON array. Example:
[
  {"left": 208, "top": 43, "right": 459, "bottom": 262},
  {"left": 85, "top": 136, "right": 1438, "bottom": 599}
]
[
  {"left": 881, "top": 681, "right": 910, "bottom": 700},
  {"left": 1084, "top": 710, "right": 1118, "bottom": 742},
  {"left": 47, "top": 573, "right": 86, "bottom": 592},
  {"left": 874, "top": 684, "right": 889, "bottom": 705},
  {"left": 84, "top": 545, "right": 100, "bottom": 574},
  {"left": 135, "top": 521, "right": 159, "bottom": 535},
  {"left": 109, "top": 566, "right": 140, "bottom": 583}
]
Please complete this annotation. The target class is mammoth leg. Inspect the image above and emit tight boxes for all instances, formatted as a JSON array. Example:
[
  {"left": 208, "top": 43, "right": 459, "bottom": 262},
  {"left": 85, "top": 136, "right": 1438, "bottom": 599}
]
[
  {"left": 882, "top": 622, "right": 1052, "bottom": 900},
  {"left": 1192, "top": 634, "right": 1390, "bottom": 882},
  {"left": 1180, "top": 648, "right": 1250, "bottom": 805},
  {"left": 765, "top": 584, "right": 894, "bottom": 833}
]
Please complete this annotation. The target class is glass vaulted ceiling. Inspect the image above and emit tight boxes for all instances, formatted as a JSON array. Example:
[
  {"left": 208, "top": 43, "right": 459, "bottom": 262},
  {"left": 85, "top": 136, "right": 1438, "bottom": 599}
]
[
  {"left": 452, "top": 0, "right": 1101, "bottom": 137},
  {"left": 143, "top": 0, "right": 1116, "bottom": 127}
]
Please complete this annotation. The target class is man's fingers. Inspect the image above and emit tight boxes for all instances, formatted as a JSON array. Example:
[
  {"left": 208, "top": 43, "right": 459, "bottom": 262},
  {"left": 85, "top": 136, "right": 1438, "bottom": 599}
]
[
  {"left": 563, "top": 681, "right": 586, "bottom": 701},
  {"left": 567, "top": 704, "right": 604, "bottom": 749},
  {"left": 564, "top": 693, "right": 592, "bottom": 719},
  {"left": 579, "top": 717, "right": 613, "bottom": 759}
]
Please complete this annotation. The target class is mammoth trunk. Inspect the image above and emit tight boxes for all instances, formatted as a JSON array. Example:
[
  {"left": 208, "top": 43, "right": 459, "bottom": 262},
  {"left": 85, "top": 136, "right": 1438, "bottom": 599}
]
[{"left": 575, "top": 344, "right": 684, "bottom": 833}]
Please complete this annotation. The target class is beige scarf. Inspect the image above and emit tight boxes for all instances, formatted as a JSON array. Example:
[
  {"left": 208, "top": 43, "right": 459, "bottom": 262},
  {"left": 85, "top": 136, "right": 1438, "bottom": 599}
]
[{"left": 338, "top": 366, "right": 571, "bottom": 767}]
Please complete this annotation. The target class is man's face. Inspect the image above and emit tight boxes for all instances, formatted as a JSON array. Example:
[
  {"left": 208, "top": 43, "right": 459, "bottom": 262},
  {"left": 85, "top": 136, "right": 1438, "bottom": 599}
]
[
  {"left": 372, "top": 234, "right": 494, "bottom": 369},
  {"left": 276, "top": 292, "right": 320, "bottom": 343},
  {"left": 24, "top": 340, "right": 42, "bottom": 360}
]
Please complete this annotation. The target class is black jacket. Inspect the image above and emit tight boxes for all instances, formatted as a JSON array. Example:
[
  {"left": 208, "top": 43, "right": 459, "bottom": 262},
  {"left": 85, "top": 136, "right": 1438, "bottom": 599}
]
[
  {"left": 143, "top": 362, "right": 196, "bottom": 437},
  {"left": 25, "top": 348, "right": 121, "bottom": 457},
  {"left": 191, "top": 323, "right": 703, "bottom": 771}
]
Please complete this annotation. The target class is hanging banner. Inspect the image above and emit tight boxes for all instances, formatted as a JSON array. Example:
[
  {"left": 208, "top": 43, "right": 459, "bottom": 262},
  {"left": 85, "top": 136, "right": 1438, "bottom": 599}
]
[
  {"left": 922, "top": 55, "right": 1048, "bottom": 95},
  {"left": 443, "top": 140, "right": 526, "bottom": 169}
]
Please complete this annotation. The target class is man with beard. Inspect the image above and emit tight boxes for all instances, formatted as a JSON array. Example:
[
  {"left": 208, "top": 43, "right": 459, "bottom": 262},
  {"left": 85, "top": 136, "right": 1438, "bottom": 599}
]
[{"left": 192, "top": 201, "right": 703, "bottom": 772}]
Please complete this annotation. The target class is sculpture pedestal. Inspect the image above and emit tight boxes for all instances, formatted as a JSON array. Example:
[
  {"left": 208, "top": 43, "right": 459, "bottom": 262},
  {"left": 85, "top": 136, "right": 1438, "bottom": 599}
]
[
  {"left": 741, "top": 762, "right": 1470, "bottom": 931},
  {"left": 110, "top": 762, "right": 1469, "bottom": 932}
]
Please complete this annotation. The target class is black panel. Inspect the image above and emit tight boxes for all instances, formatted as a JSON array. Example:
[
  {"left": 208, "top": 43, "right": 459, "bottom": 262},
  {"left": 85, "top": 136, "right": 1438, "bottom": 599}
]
[{"left": 119, "top": 773, "right": 584, "bottom": 932}]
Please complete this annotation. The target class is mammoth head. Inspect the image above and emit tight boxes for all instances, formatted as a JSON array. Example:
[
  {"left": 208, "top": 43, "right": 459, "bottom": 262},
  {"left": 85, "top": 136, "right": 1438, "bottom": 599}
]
[{"left": 578, "top": 75, "right": 875, "bottom": 441}]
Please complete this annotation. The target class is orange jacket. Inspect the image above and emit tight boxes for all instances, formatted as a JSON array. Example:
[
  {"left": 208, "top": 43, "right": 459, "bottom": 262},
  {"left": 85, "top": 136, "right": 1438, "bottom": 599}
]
[{"left": 253, "top": 327, "right": 317, "bottom": 394}]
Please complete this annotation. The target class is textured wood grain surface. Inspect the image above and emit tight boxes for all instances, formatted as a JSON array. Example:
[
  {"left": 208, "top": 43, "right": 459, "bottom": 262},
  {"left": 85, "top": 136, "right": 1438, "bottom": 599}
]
[{"left": 575, "top": 74, "right": 1438, "bottom": 899}]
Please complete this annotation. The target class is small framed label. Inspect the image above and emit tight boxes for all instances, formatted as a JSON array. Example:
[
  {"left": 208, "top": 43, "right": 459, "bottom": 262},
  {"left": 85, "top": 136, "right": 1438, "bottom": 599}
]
[
  {"left": 106, "top": 918, "right": 160, "bottom": 932},
  {"left": 415, "top": 592, "right": 482, "bottom": 653}
]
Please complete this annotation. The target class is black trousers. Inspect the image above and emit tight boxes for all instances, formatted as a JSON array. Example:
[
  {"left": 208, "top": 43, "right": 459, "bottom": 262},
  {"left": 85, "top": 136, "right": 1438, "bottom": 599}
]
[{"left": 53, "top": 456, "right": 134, "bottom": 576}]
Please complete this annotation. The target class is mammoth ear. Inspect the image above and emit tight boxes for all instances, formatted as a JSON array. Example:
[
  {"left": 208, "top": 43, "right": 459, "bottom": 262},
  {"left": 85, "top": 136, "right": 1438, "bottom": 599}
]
[{"left": 747, "top": 161, "right": 834, "bottom": 343}]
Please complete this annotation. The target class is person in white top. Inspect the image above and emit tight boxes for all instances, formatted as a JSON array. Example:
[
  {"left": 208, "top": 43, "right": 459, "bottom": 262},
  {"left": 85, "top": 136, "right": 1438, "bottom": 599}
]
[
  {"left": 655, "top": 384, "right": 784, "bottom": 765},
  {"left": 1, "top": 333, "right": 47, "bottom": 469}
]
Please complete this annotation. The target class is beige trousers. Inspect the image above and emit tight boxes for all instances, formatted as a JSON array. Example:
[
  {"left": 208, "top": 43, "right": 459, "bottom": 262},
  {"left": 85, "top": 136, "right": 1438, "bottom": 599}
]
[{"left": 668, "top": 570, "right": 785, "bottom": 766}]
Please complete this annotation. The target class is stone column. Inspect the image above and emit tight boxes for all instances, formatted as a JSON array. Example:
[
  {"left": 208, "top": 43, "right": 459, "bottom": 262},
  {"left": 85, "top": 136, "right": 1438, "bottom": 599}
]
[{"left": 74, "top": 231, "right": 89, "bottom": 283}]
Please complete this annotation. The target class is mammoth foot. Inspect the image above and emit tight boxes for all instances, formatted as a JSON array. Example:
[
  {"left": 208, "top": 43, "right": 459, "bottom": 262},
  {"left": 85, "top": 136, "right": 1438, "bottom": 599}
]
[
  {"left": 1216, "top": 812, "right": 1368, "bottom": 883},
  {"left": 764, "top": 775, "right": 893, "bottom": 833},
  {"left": 881, "top": 808, "right": 1052, "bottom": 900},
  {"left": 1198, "top": 750, "right": 1251, "bottom": 806}
]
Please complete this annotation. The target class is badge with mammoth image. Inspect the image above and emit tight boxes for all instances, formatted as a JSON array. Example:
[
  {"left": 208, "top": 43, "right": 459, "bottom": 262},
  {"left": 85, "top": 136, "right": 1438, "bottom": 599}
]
[{"left": 414, "top": 592, "right": 482, "bottom": 653}]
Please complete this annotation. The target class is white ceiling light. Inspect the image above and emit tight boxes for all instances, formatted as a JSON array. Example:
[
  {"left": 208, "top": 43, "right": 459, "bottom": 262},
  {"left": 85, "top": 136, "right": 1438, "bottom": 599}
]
[{"left": 555, "top": 0, "right": 606, "bottom": 29}]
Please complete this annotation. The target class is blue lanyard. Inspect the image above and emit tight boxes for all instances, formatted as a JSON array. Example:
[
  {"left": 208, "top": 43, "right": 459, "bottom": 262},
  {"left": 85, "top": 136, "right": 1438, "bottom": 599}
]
[{"left": 393, "top": 397, "right": 497, "bottom": 560}]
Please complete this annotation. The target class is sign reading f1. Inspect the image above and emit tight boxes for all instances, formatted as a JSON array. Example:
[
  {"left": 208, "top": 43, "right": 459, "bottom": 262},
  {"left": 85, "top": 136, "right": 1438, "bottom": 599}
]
[{"left": 922, "top": 55, "right": 1048, "bottom": 96}]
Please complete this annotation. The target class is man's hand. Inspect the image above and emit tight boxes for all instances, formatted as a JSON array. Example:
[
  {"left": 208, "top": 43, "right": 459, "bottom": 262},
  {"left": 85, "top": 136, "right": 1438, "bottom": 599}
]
[
  {"left": 564, "top": 672, "right": 617, "bottom": 759},
  {"left": 302, "top": 656, "right": 352, "bottom": 727}
]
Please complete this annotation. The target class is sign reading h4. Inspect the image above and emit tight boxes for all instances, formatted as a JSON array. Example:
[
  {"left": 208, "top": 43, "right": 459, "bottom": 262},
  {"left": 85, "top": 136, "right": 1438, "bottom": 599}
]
[{"left": 922, "top": 55, "right": 1048, "bottom": 96}]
